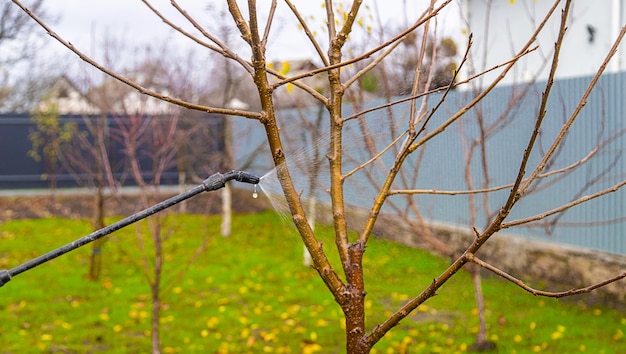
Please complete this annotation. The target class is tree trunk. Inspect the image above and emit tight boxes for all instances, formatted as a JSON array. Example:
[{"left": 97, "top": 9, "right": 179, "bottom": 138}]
[
  {"left": 470, "top": 264, "right": 496, "bottom": 352},
  {"left": 151, "top": 283, "right": 161, "bottom": 354},
  {"left": 150, "top": 219, "right": 163, "bottom": 354},
  {"left": 176, "top": 141, "right": 188, "bottom": 213},
  {"left": 221, "top": 182, "right": 232, "bottom": 237},
  {"left": 220, "top": 117, "right": 233, "bottom": 237},
  {"left": 88, "top": 185, "right": 106, "bottom": 280},
  {"left": 177, "top": 169, "right": 187, "bottom": 214},
  {"left": 344, "top": 242, "right": 369, "bottom": 353}
]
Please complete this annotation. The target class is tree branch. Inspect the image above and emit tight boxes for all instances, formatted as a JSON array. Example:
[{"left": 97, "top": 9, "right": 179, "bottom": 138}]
[
  {"left": 11, "top": 0, "right": 260, "bottom": 119},
  {"left": 466, "top": 253, "right": 626, "bottom": 298},
  {"left": 335, "top": 0, "right": 363, "bottom": 49},
  {"left": 272, "top": 0, "right": 452, "bottom": 90},
  {"left": 284, "top": 0, "right": 329, "bottom": 67},
  {"left": 168, "top": 0, "right": 253, "bottom": 73},
  {"left": 242, "top": 0, "right": 347, "bottom": 304},
  {"left": 260, "top": 0, "right": 277, "bottom": 48},
  {"left": 517, "top": 25, "right": 626, "bottom": 197},
  {"left": 357, "top": 10, "right": 543, "bottom": 246},
  {"left": 502, "top": 177, "right": 626, "bottom": 228},
  {"left": 341, "top": 45, "right": 538, "bottom": 122},
  {"left": 364, "top": 1, "right": 569, "bottom": 341},
  {"left": 343, "top": 130, "right": 408, "bottom": 180},
  {"left": 387, "top": 144, "right": 600, "bottom": 196},
  {"left": 226, "top": 0, "right": 252, "bottom": 44}
]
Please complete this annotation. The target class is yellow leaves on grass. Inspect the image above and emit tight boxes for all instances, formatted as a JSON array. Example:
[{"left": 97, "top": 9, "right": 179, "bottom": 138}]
[
  {"left": 7, "top": 300, "right": 27, "bottom": 312},
  {"left": 390, "top": 292, "right": 409, "bottom": 302},
  {"left": 302, "top": 342, "right": 322, "bottom": 354},
  {"left": 260, "top": 330, "right": 277, "bottom": 342},
  {"left": 532, "top": 342, "right": 549, "bottom": 352},
  {"left": 614, "top": 328, "right": 624, "bottom": 341},
  {"left": 550, "top": 325, "right": 566, "bottom": 340},
  {"left": 314, "top": 319, "right": 328, "bottom": 327},
  {"left": 206, "top": 316, "right": 219, "bottom": 329}
]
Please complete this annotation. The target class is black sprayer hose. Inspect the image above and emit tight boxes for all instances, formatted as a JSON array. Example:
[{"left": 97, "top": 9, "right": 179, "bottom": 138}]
[{"left": 0, "top": 170, "right": 260, "bottom": 288}]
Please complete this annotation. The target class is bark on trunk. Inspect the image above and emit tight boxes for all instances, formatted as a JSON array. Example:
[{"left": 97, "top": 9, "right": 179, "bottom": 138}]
[{"left": 344, "top": 242, "right": 370, "bottom": 353}]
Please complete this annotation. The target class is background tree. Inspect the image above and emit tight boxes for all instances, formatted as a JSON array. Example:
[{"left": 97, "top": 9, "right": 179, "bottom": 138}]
[
  {"left": 11, "top": 0, "right": 626, "bottom": 353},
  {"left": 100, "top": 47, "right": 225, "bottom": 353},
  {"left": 62, "top": 111, "right": 118, "bottom": 280},
  {"left": 0, "top": 0, "right": 57, "bottom": 111},
  {"left": 28, "top": 103, "right": 73, "bottom": 193}
]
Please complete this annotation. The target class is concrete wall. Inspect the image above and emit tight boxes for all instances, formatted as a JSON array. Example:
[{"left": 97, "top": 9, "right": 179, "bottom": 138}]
[{"left": 371, "top": 213, "right": 626, "bottom": 307}]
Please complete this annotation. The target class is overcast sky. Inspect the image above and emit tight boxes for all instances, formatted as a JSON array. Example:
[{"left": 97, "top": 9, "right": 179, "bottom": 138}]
[{"left": 39, "top": 0, "right": 461, "bottom": 63}]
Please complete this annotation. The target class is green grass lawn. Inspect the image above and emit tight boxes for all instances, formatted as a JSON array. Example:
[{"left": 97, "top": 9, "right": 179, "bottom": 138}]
[{"left": 0, "top": 212, "right": 624, "bottom": 353}]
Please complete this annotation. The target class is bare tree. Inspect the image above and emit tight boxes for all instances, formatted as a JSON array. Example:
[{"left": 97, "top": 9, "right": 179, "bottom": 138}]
[
  {"left": 112, "top": 109, "right": 181, "bottom": 353},
  {"left": 56, "top": 111, "right": 118, "bottom": 279},
  {"left": 0, "top": 0, "right": 57, "bottom": 111},
  {"left": 0, "top": 0, "right": 49, "bottom": 68},
  {"left": 93, "top": 54, "right": 209, "bottom": 353},
  {"left": 11, "top": 0, "right": 626, "bottom": 352}
]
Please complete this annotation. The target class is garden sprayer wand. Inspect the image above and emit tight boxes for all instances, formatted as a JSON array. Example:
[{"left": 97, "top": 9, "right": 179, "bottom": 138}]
[{"left": 0, "top": 170, "right": 260, "bottom": 288}]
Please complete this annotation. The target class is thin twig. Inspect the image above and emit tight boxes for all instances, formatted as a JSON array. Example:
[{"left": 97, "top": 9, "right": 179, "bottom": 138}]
[
  {"left": 273, "top": 0, "right": 452, "bottom": 90},
  {"left": 341, "top": 37, "right": 403, "bottom": 91},
  {"left": 10, "top": 0, "right": 261, "bottom": 119},
  {"left": 284, "top": 0, "right": 329, "bottom": 67},
  {"left": 388, "top": 145, "right": 600, "bottom": 196},
  {"left": 343, "top": 130, "right": 409, "bottom": 180},
  {"left": 466, "top": 253, "right": 626, "bottom": 298},
  {"left": 168, "top": 0, "right": 254, "bottom": 73},
  {"left": 408, "top": 0, "right": 436, "bottom": 132},
  {"left": 502, "top": 177, "right": 626, "bottom": 228},
  {"left": 363, "top": 1, "right": 567, "bottom": 344},
  {"left": 264, "top": 67, "right": 328, "bottom": 104},
  {"left": 342, "top": 45, "right": 537, "bottom": 122},
  {"left": 518, "top": 25, "right": 626, "bottom": 197},
  {"left": 261, "top": 0, "right": 277, "bottom": 48}
]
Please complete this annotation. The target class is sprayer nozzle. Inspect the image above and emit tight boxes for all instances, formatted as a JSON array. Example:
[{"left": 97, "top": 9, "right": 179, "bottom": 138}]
[
  {"left": 232, "top": 171, "right": 260, "bottom": 184},
  {"left": 202, "top": 171, "right": 260, "bottom": 192}
]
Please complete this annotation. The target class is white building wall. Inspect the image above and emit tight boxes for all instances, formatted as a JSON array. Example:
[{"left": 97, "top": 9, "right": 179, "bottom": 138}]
[{"left": 460, "top": 0, "right": 625, "bottom": 85}]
